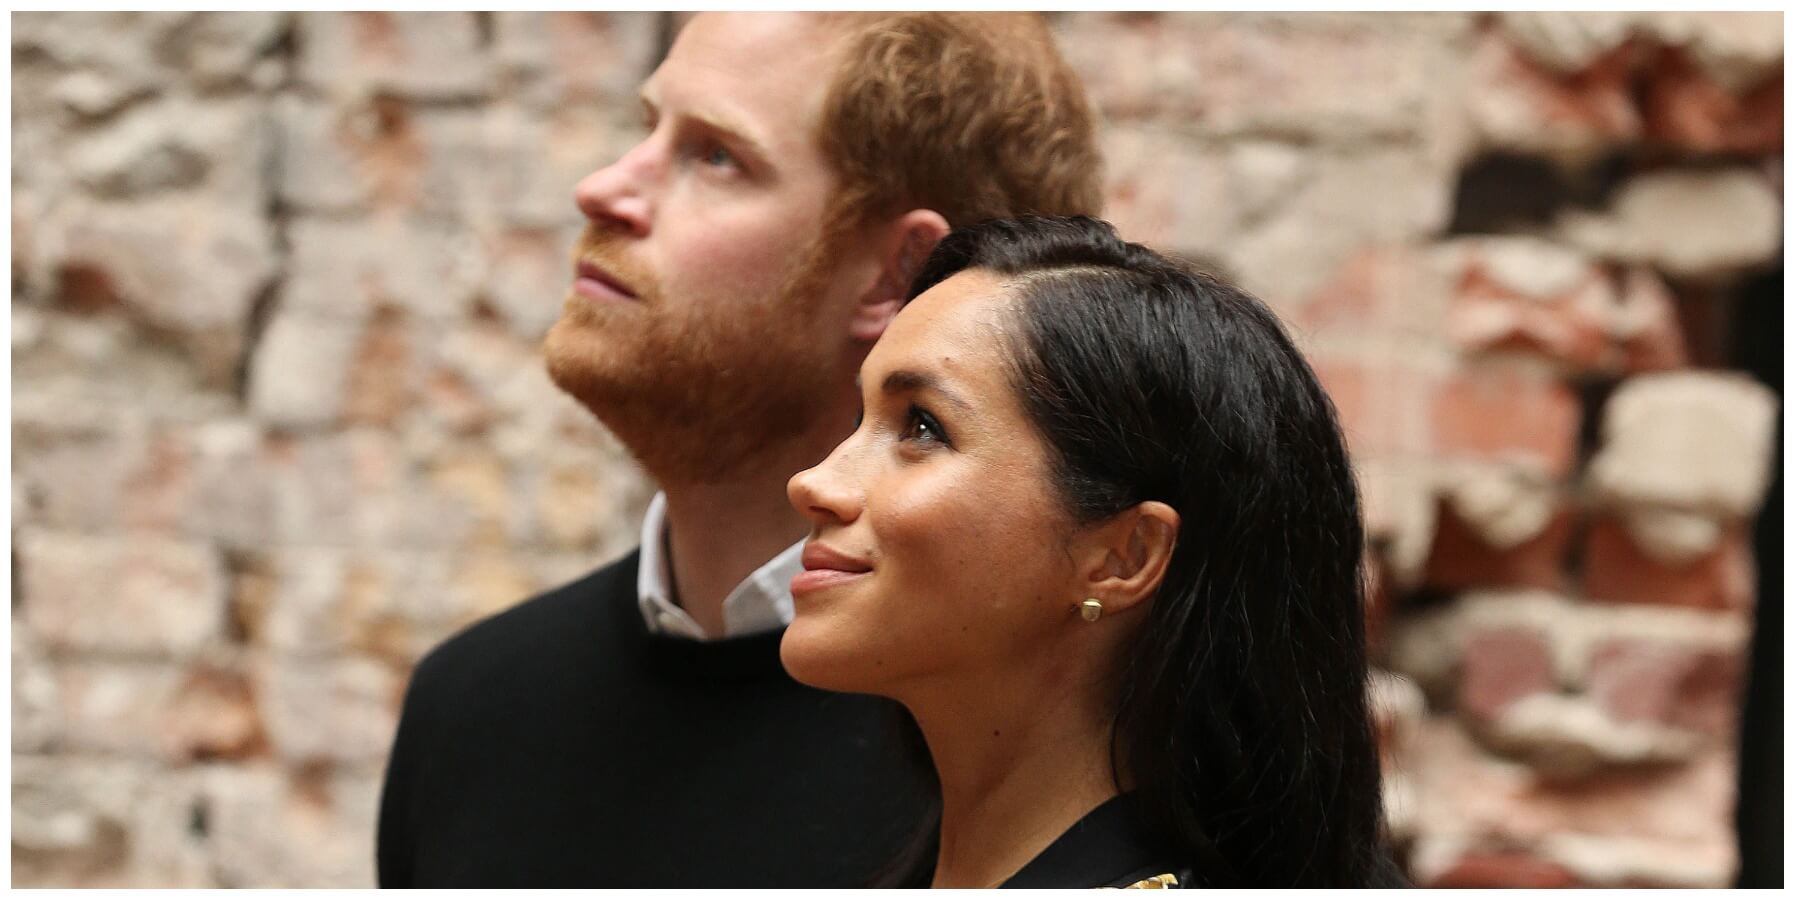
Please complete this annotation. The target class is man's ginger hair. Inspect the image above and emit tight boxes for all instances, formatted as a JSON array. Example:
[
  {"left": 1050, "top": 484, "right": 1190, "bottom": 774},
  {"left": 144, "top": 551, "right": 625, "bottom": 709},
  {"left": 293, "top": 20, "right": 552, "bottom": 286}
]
[{"left": 814, "top": 13, "right": 1104, "bottom": 236}]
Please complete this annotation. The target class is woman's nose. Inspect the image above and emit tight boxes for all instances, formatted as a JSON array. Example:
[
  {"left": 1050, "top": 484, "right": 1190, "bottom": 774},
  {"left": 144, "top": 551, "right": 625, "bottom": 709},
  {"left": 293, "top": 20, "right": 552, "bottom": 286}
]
[
  {"left": 788, "top": 443, "right": 863, "bottom": 528},
  {"left": 572, "top": 138, "right": 657, "bottom": 236}
]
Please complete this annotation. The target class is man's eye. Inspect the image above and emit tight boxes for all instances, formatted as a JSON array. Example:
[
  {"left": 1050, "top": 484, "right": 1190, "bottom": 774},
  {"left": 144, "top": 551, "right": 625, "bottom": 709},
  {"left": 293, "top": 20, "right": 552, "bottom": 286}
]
[{"left": 700, "top": 143, "right": 737, "bottom": 169}]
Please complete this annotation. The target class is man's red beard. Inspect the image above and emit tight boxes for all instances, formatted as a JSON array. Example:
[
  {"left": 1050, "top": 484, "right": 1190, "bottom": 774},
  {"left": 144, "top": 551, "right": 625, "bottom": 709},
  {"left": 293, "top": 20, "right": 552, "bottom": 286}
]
[{"left": 544, "top": 225, "right": 847, "bottom": 486}]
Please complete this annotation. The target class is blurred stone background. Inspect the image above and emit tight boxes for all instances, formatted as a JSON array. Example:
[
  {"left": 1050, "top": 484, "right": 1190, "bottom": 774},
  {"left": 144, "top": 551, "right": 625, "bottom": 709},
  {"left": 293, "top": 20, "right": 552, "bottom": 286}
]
[{"left": 10, "top": 11, "right": 1781, "bottom": 888}]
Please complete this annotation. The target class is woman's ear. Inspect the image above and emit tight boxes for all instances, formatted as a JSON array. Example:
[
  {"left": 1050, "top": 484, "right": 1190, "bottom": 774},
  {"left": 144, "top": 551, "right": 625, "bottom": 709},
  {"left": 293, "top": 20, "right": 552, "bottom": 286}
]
[
  {"left": 1080, "top": 501, "right": 1180, "bottom": 615},
  {"left": 849, "top": 208, "right": 951, "bottom": 343}
]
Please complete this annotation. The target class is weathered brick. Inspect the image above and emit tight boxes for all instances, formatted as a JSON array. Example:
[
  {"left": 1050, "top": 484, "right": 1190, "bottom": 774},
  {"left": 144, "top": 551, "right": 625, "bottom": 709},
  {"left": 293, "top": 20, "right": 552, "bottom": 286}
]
[
  {"left": 1429, "top": 362, "right": 1581, "bottom": 477},
  {"left": 12, "top": 755, "right": 212, "bottom": 887},
  {"left": 262, "top": 430, "right": 413, "bottom": 549},
  {"left": 442, "top": 549, "right": 542, "bottom": 629},
  {"left": 51, "top": 195, "right": 276, "bottom": 384},
  {"left": 157, "top": 11, "right": 289, "bottom": 91},
  {"left": 1583, "top": 518, "right": 1754, "bottom": 610},
  {"left": 1442, "top": 463, "right": 1562, "bottom": 550},
  {"left": 12, "top": 310, "right": 242, "bottom": 435},
  {"left": 1369, "top": 669, "right": 1426, "bottom": 758},
  {"left": 1459, "top": 625, "right": 1557, "bottom": 726},
  {"left": 22, "top": 660, "right": 180, "bottom": 758},
  {"left": 1404, "top": 718, "right": 1740, "bottom": 887},
  {"left": 1587, "top": 371, "right": 1778, "bottom": 524},
  {"left": 164, "top": 661, "right": 269, "bottom": 761},
  {"left": 12, "top": 13, "right": 173, "bottom": 107},
  {"left": 1297, "top": 245, "right": 1456, "bottom": 339},
  {"left": 247, "top": 547, "right": 459, "bottom": 663},
  {"left": 1101, "top": 128, "right": 1244, "bottom": 265},
  {"left": 1613, "top": 267, "right": 1688, "bottom": 373},
  {"left": 246, "top": 311, "right": 362, "bottom": 430},
  {"left": 1059, "top": 12, "right": 1469, "bottom": 142},
  {"left": 533, "top": 460, "right": 608, "bottom": 549},
  {"left": 18, "top": 530, "right": 227, "bottom": 656},
  {"left": 480, "top": 224, "right": 579, "bottom": 340},
  {"left": 1424, "top": 498, "right": 1575, "bottom": 594},
  {"left": 198, "top": 763, "right": 382, "bottom": 887},
  {"left": 1640, "top": 11, "right": 1783, "bottom": 92},
  {"left": 294, "top": 12, "right": 489, "bottom": 101},
  {"left": 183, "top": 420, "right": 279, "bottom": 548},
  {"left": 1444, "top": 237, "right": 1616, "bottom": 372},
  {"left": 1587, "top": 636, "right": 1743, "bottom": 739},
  {"left": 1644, "top": 49, "right": 1782, "bottom": 154},
  {"left": 1310, "top": 356, "right": 1437, "bottom": 459},
  {"left": 1558, "top": 167, "right": 1782, "bottom": 278},
  {"left": 254, "top": 655, "right": 402, "bottom": 767},
  {"left": 276, "top": 95, "right": 503, "bottom": 223},
  {"left": 279, "top": 216, "right": 484, "bottom": 322},
  {"left": 1428, "top": 851, "right": 1580, "bottom": 888},
  {"left": 1224, "top": 146, "right": 1456, "bottom": 309},
  {"left": 1495, "top": 12, "right": 1638, "bottom": 74},
  {"left": 1354, "top": 458, "right": 1439, "bottom": 590},
  {"left": 491, "top": 12, "right": 662, "bottom": 109},
  {"left": 13, "top": 428, "right": 149, "bottom": 533},
  {"left": 1465, "top": 23, "right": 1642, "bottom": 164}
]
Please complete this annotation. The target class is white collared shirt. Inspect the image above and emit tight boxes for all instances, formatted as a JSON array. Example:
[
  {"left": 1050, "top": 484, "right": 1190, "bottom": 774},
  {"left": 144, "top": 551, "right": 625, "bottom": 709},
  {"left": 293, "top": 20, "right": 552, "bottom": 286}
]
[{"left": 635, "top": 492, "right": 803, "bottom": 640}]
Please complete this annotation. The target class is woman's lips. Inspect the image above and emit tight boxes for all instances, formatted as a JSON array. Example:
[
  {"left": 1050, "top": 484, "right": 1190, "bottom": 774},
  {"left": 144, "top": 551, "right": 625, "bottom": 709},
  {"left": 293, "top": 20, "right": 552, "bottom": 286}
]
[
  {"left": 792, "top": 541, "right": 873, "bottom": 597},
  {"left": 573, "top": 261, "right": 638, "bottom": 302},
  {"left": 790, "top": 568, "right": 869, "bottom": 597}
]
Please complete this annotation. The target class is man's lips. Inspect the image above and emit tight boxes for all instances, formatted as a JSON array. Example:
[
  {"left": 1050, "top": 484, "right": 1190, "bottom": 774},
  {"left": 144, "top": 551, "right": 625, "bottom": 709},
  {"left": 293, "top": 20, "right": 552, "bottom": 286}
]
[
  {"left": 573, "top": 261, "right": 639, "bottom": 302},
  {"left": 792, "top": 542, "right": 873, "bottom": 597}
]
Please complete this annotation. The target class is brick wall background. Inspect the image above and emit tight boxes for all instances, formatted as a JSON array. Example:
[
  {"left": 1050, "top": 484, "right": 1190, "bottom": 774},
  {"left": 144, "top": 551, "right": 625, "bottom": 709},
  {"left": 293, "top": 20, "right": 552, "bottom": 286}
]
[{"left": 11, "top": 12, "right": 1781, "bottom": 887}]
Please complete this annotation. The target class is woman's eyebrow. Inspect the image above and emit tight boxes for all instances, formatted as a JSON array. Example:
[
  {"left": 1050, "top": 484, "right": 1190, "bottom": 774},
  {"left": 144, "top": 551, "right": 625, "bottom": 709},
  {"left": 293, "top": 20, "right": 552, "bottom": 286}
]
[{"left": 879, "top": 368, "right": 974, "bottom": 412}]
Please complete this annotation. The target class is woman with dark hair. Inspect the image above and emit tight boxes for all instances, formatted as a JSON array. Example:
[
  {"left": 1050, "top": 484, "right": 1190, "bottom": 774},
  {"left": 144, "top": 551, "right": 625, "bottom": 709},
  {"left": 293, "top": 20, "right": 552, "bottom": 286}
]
[{"left": 782, "top": 215, "right": 1401, "bottom": 888}]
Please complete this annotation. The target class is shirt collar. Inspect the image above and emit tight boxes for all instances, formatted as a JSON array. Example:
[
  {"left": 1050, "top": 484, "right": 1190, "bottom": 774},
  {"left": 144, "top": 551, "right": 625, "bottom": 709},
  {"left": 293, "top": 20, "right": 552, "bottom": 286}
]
[{"left": 636, "top": 491, "right": 802, "bottom": 641}]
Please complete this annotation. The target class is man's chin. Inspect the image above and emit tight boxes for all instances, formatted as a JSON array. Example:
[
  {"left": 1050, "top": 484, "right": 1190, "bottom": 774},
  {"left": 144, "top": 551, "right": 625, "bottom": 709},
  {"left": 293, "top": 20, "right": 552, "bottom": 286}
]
[{"left": 543, "top": 321, "right": 628, "bottom": 413}]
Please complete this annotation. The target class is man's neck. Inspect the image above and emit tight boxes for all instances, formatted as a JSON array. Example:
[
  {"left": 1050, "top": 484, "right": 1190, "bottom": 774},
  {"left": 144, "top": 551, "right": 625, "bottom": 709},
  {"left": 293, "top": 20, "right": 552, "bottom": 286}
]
[
  {"left": 641, "top": 368, "right": 862, "bottom": 638},
  {"left": 660, "top": 475, "right": 812, "bottom": 639}
]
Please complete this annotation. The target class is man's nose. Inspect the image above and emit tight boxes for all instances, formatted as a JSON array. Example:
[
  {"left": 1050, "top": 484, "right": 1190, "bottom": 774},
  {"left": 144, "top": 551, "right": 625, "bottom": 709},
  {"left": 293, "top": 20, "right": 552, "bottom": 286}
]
[{"left": 573, "top": 139, "right": 657, "bottom": 236}]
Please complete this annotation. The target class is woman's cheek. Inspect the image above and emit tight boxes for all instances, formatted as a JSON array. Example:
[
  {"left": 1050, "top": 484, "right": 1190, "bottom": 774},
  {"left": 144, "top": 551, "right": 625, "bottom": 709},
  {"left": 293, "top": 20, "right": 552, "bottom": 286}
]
[{"left": 870, "top": 466, "right": 1045, "bottom": 650}]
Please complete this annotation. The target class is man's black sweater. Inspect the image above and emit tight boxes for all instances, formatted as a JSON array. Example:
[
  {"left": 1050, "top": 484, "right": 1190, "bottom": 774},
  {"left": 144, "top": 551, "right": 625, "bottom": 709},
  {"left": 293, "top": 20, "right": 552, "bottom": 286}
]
[{"left": 376, "top": 549, "right": 929, "bottom": 887}]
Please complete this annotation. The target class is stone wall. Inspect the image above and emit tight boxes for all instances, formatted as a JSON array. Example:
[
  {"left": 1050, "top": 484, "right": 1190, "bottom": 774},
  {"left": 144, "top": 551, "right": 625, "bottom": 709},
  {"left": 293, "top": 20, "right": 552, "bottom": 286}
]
[{"left": 11, "top": 12, "right": 1781, "bottom": 887}]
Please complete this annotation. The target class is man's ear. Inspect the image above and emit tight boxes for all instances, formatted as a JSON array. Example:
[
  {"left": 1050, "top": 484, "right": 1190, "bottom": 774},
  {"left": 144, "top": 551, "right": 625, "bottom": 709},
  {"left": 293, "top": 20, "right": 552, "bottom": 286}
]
[
  {"left": 1078, "top": 501, "right": 1181, "bottom": 616},
  {"left": 849, "top": 208, "right": 951, "bottom": 343}
]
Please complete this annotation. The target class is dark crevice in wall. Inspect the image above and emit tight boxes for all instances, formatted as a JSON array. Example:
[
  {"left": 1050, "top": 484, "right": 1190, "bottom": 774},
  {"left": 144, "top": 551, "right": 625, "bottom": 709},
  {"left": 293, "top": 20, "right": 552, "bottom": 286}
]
[
  {"left": 1729, "top": 265, "right": 1781, "bottom": 888},
  {"left": 234, "top": 15, "right": 298, "bottom": 409},
  {"left": 1571, "top": 377, "right": 1616, "bottom": 476},
  {"left": 473, "top": 11, "right": 494, "bottom": 49},
  {"left": 1444, "top": 152, "right": 1626, "bottom": 236}
]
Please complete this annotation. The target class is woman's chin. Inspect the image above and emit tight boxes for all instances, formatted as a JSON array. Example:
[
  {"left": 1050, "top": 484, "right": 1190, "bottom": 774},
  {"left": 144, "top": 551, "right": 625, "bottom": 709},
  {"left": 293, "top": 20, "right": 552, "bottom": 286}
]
[{"left": 778, "top": 619, "right": 882, "bottom": 694}]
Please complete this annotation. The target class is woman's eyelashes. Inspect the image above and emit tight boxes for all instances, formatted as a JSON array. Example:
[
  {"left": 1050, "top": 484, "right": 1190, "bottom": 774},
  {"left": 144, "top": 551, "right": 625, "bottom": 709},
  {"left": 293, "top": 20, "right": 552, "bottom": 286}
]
[
  {"left": 853, "top": 398, "right": 951, "bottom": 448},
  {"left": 901, "top": 404, "right": 950, "bottom": 448}
]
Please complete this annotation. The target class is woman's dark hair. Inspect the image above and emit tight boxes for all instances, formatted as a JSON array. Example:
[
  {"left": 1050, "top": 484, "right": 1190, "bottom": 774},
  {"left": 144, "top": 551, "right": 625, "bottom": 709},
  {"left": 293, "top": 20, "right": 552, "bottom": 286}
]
[{"left": 874, "top": 215, "right": 1394, "bottom": 888}]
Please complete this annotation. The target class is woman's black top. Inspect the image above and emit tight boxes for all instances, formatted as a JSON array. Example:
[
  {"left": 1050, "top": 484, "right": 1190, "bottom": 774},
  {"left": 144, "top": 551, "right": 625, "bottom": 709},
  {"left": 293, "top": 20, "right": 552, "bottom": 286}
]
[{"left": 999, "top": 793, "right": 1189, "bottom": 889}]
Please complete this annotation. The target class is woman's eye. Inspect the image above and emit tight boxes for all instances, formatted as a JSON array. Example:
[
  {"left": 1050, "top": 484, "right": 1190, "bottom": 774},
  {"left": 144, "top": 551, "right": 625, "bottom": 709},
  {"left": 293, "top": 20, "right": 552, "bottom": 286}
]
[{"left": 902, "top": 406, "right": 947, "bottom": 446}]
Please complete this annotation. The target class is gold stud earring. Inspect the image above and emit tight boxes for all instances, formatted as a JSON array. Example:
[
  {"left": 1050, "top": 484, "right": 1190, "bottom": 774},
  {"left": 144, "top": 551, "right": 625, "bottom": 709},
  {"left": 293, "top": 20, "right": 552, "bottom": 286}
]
[{"left": 1079, "top": 599, "right": 1104, "bottom": 622}]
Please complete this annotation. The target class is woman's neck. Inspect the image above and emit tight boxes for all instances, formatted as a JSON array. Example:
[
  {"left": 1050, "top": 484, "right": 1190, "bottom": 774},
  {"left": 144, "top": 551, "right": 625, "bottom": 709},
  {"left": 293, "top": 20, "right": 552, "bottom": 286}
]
[{"left": 910, "top": 680, "right": 1122, "bottom": 888}]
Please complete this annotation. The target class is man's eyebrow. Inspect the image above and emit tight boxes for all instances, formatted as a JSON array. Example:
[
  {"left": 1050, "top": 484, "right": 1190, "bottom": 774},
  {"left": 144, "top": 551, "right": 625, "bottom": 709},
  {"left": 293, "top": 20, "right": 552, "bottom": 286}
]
[
  {"left": 878, "top": 369, "right": 975, "bottom": 412},
  {"left": 637, "top": 89, "right": 772, "bottom": 168}
]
